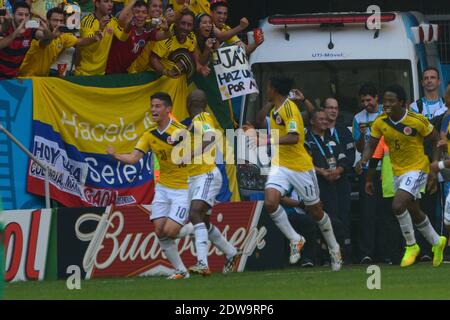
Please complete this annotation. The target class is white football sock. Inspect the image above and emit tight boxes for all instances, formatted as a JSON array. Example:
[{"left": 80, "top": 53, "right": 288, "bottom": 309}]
[
  {"left": 269, "top": 205, "right": 301, "bottom": 243},
  {"left": 194, "top": 223, "right": 209, "bottom": 267},
  {"left": 208, "top": 224, "right": 237, "bottom": 259},
  {"left": 158, "top": 237, "right": 186, "bottom": 272},
  {"left": 415, "top": 216, "right": 440, "bottom": 246},
  {"left": 317, "top": 213, "right": 339, "bottom": 251},
  {"left": 396, "top": 210, "right": 416, "bottom": 246}
]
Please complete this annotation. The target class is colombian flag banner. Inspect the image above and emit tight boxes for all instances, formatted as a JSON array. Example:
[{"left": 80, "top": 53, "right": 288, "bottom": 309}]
[
  {"left": 26, "top": 72, "right": 240, "bottom": 207},
  {"left": 26, "top": 74, "right": 191, "bottom": 207}
]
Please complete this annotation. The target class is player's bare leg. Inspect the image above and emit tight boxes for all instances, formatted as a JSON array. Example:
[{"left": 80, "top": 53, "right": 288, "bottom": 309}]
[
  {"left": 265, "top": 188, "right": 306, "bottom": 265},
  {"left": 154, "top": 218, "right": 189, "bottom": 279},
  {"left": 305, "top": 202, "right": 342, "bottom": 271}
]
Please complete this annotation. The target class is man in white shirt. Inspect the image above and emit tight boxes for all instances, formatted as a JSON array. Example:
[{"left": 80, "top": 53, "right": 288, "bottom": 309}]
[{"left": 410, "top": 67, "right": 446, "bottom": 120}]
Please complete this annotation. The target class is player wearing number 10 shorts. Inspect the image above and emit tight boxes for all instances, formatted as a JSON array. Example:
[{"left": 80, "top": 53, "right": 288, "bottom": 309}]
[{"left": 108, "top": 92, "right": 191, "bottom": 279}]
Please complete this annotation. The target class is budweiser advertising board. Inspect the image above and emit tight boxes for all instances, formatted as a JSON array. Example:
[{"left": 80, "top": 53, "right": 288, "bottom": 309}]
[
  {"left": 57, "top": 201, "right": 290, "bottom": 279},
  {"left": 1, "top": 209, "right": 53, "bottom": 282}
]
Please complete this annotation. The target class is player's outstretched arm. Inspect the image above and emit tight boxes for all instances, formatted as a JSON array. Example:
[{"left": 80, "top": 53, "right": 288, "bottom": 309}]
[{"left": 107, "top": 146, "right": 144, "bottom": 164}]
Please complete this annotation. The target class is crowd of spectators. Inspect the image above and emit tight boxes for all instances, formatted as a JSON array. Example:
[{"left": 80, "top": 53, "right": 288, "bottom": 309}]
[
  {"left": 0, "top": 0, "right": 263, "bottom": 79},
  {"left": 1, "top": 0, "right": 449, "bottom": 268}
]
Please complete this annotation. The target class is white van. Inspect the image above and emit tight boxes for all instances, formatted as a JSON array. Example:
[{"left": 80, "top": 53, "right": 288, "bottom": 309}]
[{"left": 238, "top": 11, "right": 446, "bottom": 198}]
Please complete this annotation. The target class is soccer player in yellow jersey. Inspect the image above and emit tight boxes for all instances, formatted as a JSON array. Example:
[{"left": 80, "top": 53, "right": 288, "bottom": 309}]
[
  {"left": 245, "top": 76, "right": 342, "bottom": 271},
  {"left": 107, "top": 92, "right": 191, "bottom": 279},
  {"left": 178, "top": 90, "right": 242, "bottom": 276},
  {"left": 357, "top": 85, "right": 447, "bottom": 268},
  {"left": 19, "top": 7, "right": 100, "bottom": 76},
  {"left": 75, "top": 0, "right": 128, "bottom": 76},
  {"left": 430, "top": 83, "right": 450, "bottom": 234}
]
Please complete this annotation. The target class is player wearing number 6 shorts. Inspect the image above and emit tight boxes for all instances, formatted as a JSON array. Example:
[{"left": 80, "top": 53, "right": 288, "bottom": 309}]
[
  {"left": 107, "top": 92, "right": 191, "bottom": 279},
  {"left": 245, "top": 76, "right": 342, "bottom": 271},
  {"left": 180, "top": 90, "right": 242, "bottom": 276},
  {"left": 357, "top": 85, "right": 447, "bottom": 268}
]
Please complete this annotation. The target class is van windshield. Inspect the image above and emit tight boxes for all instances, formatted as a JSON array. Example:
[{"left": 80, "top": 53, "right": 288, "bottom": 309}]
[{"left": 243, "top": 59, "right": 413, "bottom": 127}]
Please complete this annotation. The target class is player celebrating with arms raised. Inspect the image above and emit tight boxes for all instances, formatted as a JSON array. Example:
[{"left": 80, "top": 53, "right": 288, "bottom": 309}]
[{"left": 357, "top": 85, "right": 447, "bottom": 267}]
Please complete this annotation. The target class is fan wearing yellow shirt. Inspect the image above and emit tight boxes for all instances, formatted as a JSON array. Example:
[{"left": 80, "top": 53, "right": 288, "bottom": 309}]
[
  {"left": 74, "top": 0, "right": 128, "bottom": 76},
  {"left": 210, "top": 0, "right": 263, "bottom": 54},
  {"left": 244, "top": 75, "right": 342, "bottom": 271},
  {"left": 107, "top": 92, "right": 191, "bottom": 280},
  {"left": 356, "top": 84, "right": 447, "bottom": 268},
  {"left": 149, "top": 9, "right": 211, "bottom": 78},
  {"left": 19, "top": 7, "right": 99, "bottom": 77},
  {"left": 126, "top": 0, "right": 176, "bottom": 74}
]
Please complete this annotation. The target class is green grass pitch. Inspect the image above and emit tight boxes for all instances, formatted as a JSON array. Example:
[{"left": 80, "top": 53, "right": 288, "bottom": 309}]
[{"left": 5, "top": 263, "right": 450, "bottom": 300}]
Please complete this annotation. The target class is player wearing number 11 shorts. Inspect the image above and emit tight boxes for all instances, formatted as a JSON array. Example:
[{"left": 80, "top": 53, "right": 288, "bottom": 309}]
[{"left": 357, "top": 85, "right": 447, "bottom": 268}]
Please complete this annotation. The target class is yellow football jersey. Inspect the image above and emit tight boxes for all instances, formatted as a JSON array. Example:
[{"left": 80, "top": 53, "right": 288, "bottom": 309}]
[
  {"left": 190, "top": 0, "right": 210, "bottom": 15},
  {"left": 135, "top": 119, "right": 189, "bottom": 189},
  {"left": 19, "top": 33, "right": 78, "bottom": 77},
  {"left": 188, "top": 112, "right": 217, "bottom": 177},
  {"left": 127, "top": 41, "right": 154, "bottom": 73},
  {"left": 218, "top": 24, "right": 240, "bottom": 45},
  {"left": 371, "top": 111, "right": 434, "bottom": 176},
  {"left": 151, "top": 31, "right": 197, "bottom": 70},
  {"left": 269, "top": 99, "right": 314, "bottom": 172},
  {"left": 75, "top": 14, "right": 128, "bottom": 76},
  {"left": 167, "top": 0, "right": 185, "bottom": 12}
]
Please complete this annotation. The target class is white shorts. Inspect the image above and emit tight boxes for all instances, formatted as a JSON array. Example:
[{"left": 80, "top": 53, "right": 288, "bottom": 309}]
[
  {"left": 188, "top": 167, "right": 222, "bottom": 207},
  {"left": 394, "top": 171, "right": 427, "bottom": 199},
  {"left": 265, "top": 166, "right": 320, "bottom": 206},
  {"left": 444, "top": 193, "right": 450, "bottom": 226},
  {"left": 151, "top": 184, "right": 189, "bottom": 225}
]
